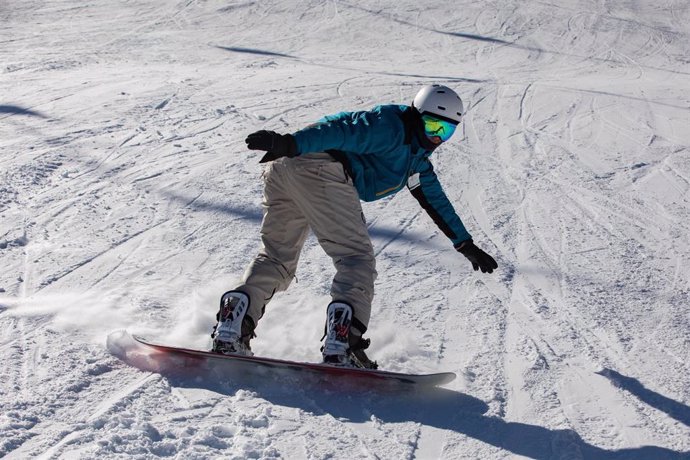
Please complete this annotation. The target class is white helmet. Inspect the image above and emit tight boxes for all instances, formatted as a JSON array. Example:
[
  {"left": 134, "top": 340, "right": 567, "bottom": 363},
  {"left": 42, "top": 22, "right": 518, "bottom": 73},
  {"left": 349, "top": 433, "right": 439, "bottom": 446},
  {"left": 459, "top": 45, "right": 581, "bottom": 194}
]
[{"left": 412, "top": 85, "right": 464, "bottom": 123}]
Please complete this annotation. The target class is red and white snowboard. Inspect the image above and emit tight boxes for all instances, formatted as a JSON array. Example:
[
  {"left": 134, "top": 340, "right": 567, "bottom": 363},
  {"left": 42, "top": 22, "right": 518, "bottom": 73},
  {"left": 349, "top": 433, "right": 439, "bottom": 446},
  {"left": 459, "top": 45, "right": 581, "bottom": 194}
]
[{"left": 108, "top": 331, "right": 456, "bottom": 387}]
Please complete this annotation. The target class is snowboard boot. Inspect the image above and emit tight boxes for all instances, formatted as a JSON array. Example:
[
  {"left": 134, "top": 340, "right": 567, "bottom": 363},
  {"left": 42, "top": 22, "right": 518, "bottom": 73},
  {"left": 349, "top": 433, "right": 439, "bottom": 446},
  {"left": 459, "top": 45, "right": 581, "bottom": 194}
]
[
  {"left": 212, "top": 291, "right": 255, "bottom": 356},
  {"left": 321, "top": 302, "right": 378, "bottom": 369}
]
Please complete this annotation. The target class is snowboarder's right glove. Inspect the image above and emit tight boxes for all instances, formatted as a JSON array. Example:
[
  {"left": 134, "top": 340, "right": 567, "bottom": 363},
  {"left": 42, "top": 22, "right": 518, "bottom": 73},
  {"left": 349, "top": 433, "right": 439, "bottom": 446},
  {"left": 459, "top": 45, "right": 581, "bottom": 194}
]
[
  {"left": 245, "top": 130, "right": 298, "bottom": 163},
  {"left": 456, "top": 240, "right": 498, "bottom": 274}
]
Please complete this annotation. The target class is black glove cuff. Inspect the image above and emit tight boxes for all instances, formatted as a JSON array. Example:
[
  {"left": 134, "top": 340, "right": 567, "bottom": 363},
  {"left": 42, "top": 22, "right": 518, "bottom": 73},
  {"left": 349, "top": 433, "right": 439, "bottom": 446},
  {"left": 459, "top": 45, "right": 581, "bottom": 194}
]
[{"left": 455, "top": 239, "right": 474, "bottom": 253}]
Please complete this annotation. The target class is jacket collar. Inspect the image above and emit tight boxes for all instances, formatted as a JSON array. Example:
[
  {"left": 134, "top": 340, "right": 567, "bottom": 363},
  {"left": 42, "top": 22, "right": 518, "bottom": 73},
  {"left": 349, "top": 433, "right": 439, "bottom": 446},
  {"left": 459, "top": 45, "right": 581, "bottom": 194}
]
[{"left": 401, "top": 106, "right": 439, "bottom": 154}]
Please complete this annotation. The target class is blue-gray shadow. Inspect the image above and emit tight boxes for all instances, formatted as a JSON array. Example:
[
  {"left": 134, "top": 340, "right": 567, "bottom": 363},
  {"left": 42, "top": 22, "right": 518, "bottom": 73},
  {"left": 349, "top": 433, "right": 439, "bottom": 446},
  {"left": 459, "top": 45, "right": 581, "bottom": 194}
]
[
  {"left": 598, "top": 368, "right": 690, "bottom": 428},
  {"left": 153, "top": 360, "right": 688, "bottom": 460},
  {"left": 341, "top": 2, "right": 539, "bottom": 52},
  {"left": 0, "top": 105, "right": 48, "bottom": 119},
  {"left": 214, "top": 46, "right": 297, "bottom": 59},
  {"left": 441, "top": 31, "right": 514, "bottom": 44},
  {"left": 109, "top": 316, "right": 687, "bottom": 460},
  {"left": 213, "top": 45, "right": 491, "bottom": 84},
  {"left": 340, "top": 2, "right": 690, "bottom": 79},
  {"left": 164, "top": 191, "right": 435, "bottom": 248}
]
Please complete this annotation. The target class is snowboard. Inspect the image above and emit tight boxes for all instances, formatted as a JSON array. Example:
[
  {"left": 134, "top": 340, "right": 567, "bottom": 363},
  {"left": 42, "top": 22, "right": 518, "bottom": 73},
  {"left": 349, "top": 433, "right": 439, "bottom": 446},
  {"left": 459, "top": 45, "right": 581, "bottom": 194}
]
[{"left": 124, "top": 333, "right": 456, "bottom": 387}]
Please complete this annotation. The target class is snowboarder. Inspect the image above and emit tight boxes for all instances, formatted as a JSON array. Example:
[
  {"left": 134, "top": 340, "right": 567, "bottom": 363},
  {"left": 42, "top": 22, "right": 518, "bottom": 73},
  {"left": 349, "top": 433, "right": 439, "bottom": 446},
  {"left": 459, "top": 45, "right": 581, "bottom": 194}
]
[{"left": 212, "top": 84, "right": 498, "bottom": 368}]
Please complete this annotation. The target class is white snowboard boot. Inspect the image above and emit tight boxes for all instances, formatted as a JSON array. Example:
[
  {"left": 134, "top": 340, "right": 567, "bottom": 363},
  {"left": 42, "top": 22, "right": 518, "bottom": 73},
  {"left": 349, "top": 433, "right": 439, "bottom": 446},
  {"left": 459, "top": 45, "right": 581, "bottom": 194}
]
[
  {"left": 212, "top": 291, "right": 254, "bottom": 356},
  {"left": 322, "top": 302, "right": 353, "bottom": 366},
  {"left": 321, "top": 302, "right": 377, "bottom": 369}
]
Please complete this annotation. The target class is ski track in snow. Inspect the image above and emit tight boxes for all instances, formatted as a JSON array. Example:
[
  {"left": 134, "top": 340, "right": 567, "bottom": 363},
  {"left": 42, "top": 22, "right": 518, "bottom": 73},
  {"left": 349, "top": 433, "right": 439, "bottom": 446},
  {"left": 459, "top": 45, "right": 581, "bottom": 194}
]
[{"left": 1, "top": 0, "right": 689, "bottom": 458}]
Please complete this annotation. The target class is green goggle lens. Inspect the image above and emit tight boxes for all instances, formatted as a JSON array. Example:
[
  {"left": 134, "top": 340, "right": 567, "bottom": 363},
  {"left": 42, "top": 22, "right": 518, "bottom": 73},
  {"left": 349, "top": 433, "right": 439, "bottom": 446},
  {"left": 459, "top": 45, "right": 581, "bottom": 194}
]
[{"left": 422, "top": 115, "right": 458, "bottom": 142}]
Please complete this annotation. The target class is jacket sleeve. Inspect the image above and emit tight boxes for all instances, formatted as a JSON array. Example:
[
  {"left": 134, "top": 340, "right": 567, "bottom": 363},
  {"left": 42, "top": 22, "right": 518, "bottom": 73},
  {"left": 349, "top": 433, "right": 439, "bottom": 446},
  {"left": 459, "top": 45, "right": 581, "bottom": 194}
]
[
  {"left": 292, "top": 109, "right": 404, "bottom": 155},
  {"left": 408, "top": 158, "right": 472, "bottom": 246}
]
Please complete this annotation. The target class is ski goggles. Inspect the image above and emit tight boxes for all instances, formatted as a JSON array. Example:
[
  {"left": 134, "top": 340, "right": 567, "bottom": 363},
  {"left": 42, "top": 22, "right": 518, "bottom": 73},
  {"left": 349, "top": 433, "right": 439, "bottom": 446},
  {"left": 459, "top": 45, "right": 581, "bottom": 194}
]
[{"left": 421, "top": 114, "right": 458, "bottom": 143}]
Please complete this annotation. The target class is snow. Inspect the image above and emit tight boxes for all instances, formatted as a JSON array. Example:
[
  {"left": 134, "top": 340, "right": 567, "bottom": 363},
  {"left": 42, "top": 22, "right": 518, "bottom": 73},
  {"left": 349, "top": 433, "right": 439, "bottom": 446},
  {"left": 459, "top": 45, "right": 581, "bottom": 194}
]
[{"left": 1, "top": 0, "right": 689, "bottom": 458}]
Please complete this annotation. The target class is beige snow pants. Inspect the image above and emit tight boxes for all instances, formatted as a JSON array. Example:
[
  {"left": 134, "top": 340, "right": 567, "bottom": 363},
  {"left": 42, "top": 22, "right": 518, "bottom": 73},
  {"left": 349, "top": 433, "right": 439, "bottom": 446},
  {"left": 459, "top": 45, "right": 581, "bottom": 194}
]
[{"left": 235, "top": 153, "right": 377, "bottom": 335}]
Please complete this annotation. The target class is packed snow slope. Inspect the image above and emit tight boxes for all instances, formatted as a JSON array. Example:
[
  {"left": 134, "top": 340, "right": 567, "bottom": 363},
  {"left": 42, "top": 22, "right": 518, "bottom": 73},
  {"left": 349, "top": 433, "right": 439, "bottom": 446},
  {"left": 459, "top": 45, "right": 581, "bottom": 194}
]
[{"left": 1, "top": 0, "right": 689, "bottom": 458}]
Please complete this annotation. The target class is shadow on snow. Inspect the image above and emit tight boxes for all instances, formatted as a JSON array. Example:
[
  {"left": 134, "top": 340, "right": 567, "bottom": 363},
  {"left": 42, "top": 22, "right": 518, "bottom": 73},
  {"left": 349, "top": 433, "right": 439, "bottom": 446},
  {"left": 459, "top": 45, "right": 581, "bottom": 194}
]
[
  {"left": 339, "top": 2, "right": 690, "bottom": 79},
  {"left": 213, "top": 45, "right": 490, "bottom": 84},
  {"left": 213, "top": 46, "right": 298, "bottom": 59},
  {"left": 110, "top": 332, "right": 688, "bottom": 460},
  {"left": 598, "top": 368, "right": 690, "bottom": 428},
  {"left": 177, "top": 373, "right": 690, "bottom": 459},
  {"left": 163, "top": 190, "right": 443, "bottom": 250},
  {"left": 0, "top": 104, "right": 48, "bottom": 119}
]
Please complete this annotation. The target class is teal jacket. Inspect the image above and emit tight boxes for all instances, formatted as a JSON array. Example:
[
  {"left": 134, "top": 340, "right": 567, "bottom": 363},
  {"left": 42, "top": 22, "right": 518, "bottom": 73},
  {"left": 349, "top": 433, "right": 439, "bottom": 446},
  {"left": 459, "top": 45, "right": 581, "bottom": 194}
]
[{"left": 292, "top": 104, "right": 471, "bottom": 246}]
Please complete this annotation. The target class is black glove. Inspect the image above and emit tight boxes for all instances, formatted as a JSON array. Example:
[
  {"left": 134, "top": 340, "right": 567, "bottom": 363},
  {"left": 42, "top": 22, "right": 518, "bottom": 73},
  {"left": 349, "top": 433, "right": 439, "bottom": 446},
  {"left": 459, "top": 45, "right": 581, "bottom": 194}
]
[
  {"left": 245, "top": 130, "right": 298, "bottom": 163},
  {"left": 456, "top": 240, "right": 498, "bottom": 274}
]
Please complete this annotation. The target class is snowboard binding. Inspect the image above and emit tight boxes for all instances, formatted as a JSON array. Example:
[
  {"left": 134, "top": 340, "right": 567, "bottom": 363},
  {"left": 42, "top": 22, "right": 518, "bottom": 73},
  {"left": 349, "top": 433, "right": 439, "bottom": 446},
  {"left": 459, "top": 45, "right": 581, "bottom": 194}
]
[
  {"left": 321, "top": 302, "right": 378, "bottom": 369},
  {"left": 212, "top": 291, "right": 255, "bottom": 356}
]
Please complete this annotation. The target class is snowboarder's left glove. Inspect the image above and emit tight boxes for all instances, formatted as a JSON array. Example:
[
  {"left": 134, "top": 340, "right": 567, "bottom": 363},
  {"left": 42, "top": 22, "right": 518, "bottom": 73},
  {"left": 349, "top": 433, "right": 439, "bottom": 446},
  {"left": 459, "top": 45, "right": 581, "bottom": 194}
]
[
  {"left": 456, "top": 240, "right": 498, "bottom": 274},
  {"left": 245, "top": 130, "right": 298, "bottom": 163}
]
